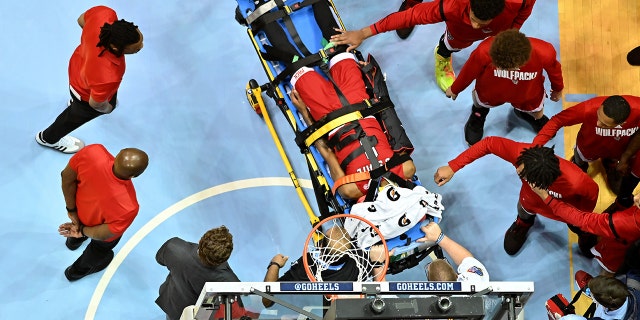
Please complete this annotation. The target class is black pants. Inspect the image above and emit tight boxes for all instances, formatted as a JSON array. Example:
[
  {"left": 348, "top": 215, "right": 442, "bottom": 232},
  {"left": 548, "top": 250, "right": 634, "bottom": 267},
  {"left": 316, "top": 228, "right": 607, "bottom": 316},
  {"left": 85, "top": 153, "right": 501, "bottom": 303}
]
[
  {"left": 68, "top": 236, "right": 121, "bottom": 274},
  {"left": 41, "top": 90, "right": 117, "bottom": 144}
]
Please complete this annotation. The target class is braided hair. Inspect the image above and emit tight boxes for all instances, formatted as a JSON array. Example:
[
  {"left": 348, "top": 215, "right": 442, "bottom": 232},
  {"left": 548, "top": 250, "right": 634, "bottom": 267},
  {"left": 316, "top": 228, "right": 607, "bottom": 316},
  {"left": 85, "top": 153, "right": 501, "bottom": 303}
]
[
  {"left": 97, "top": 19, "right": 140, "bottom": 57},
  {"left": 516, "top": 145, "right": 560, "bottom": 189}
]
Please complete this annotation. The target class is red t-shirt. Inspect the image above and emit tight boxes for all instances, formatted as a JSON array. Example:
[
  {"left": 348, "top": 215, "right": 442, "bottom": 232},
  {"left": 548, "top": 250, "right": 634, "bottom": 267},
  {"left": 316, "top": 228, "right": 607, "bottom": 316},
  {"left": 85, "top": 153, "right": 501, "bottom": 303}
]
[
  {"left": 370, "top": 0, "right": 535, "bottom": 49},
  {"left": 448, "top": 136, "right": 598, "bottom": 218},
  {"left": 450, "top": 37, "right": 564, "bottom": 110},
  {"left": 69, "top": 144, "right": 139, "bottom": 242},
  {"left": 294, "top": 58, "right": 406, "bottom": 193},
  {"left": 533, "top": 95, "right": 640, "bottom": 160},
  {"left": 548, "top": 199, "right": 640, "bottom": 272},
  {"left": 68, "top": 6, "right": 125, "bottom": 102}
]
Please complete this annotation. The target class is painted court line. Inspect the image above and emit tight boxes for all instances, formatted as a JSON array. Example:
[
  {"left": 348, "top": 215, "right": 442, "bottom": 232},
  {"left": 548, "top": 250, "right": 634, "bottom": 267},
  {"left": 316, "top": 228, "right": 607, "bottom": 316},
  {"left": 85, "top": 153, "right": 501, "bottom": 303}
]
[{"left": 85, "top": 177, "right": 313, "bottom": 320}]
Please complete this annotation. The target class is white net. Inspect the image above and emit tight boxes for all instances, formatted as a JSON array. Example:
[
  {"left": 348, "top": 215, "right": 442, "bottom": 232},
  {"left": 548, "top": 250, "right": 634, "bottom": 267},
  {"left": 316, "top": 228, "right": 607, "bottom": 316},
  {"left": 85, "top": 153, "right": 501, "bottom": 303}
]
[{"left": 303, "top": 215, "right": 388, "bottom": 282}]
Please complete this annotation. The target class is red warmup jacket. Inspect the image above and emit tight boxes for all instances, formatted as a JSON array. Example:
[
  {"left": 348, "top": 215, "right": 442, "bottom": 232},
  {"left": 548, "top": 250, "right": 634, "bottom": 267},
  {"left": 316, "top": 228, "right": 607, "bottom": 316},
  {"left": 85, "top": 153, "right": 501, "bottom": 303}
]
[
  {"left": 533, "top": 95, "right": 640, "bottom": 161},
  {"left": 370, "top": 0, "right": 535, "bottom": 49},
  {"left": 448, "top": 136, "right": 598, "bottom": 219},
  {"left": 450, "top": 36, "right": 563, "bottom": 110},
  {"left": 546, "top": 198, "right": 640, "bottom": 272}
]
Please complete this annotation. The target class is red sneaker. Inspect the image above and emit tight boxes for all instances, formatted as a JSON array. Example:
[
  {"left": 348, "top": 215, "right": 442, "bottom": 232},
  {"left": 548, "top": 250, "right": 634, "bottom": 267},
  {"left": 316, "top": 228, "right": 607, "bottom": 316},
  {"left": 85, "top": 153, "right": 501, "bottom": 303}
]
[{"left": 574, "top": 270, "right": 593, "bottom": 291}]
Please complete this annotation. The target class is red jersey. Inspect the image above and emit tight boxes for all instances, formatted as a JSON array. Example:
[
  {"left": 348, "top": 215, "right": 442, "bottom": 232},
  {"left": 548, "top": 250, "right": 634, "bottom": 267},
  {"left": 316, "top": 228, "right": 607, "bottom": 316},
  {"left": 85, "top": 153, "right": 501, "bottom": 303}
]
[
  {"left": 69, "top": 144, "right": 139, "bottom": 242},
  {"left": 68, "top": 6, "right": 125, "bottom": 102},
  {"left": 533, "top": 95, "right": 640, "bottom": 160},
  {"left": 448, "top": 136, "right": 598, "bottom": 218},
  {"left": 450, "top": 37, "right": 563, "bottom": 110},
  {"left": 370, "top": 0, "right": 535, "bottom": 49},
  {"left": 294, "top": 57, "right": 406, "bottom": 193},
  {"left": 547, "top": 199, "right": 640, "bottom": 272}
]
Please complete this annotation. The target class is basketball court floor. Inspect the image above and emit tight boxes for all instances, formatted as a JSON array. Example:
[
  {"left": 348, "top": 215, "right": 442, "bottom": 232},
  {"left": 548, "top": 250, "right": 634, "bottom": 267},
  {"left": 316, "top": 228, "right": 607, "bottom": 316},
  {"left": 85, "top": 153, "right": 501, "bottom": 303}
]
[{"left": 1, "top": 0, "right": 638, "bottom": 319}]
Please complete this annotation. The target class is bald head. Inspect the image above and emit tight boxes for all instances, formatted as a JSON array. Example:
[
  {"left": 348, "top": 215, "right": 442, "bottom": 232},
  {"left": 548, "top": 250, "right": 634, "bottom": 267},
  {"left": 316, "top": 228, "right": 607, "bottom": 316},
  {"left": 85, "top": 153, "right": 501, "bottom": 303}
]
[{"left": 113, "top": 148, "right": 148, "bottom": 179}]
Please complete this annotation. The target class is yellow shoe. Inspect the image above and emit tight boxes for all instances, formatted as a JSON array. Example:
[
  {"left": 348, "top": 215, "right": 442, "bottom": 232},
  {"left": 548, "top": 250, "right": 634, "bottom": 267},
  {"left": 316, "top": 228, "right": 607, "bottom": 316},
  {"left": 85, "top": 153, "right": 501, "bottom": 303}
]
[{"left": 434, "top": 46, "right": 455, "bottom": 92}]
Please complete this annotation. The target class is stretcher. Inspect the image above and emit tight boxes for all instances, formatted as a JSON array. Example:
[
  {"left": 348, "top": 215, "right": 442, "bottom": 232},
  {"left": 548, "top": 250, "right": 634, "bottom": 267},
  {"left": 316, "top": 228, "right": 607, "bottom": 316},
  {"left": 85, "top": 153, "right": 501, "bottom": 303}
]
[{"left": 234, "top": 0, "right": 443, "bottom": 275}]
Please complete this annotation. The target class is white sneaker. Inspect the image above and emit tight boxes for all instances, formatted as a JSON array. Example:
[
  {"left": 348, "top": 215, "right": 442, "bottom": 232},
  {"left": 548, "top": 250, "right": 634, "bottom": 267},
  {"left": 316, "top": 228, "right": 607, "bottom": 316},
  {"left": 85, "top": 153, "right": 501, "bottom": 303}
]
[{"left": 35, "top": 131, "right": 85, "bottom": 154}]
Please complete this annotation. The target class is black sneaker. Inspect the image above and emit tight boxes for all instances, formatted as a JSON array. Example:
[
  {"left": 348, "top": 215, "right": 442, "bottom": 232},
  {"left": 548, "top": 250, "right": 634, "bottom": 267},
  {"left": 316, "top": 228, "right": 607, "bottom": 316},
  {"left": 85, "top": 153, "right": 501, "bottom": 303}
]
[
  {"left": 513, "top": 109, "right": 548, "bottom": 132},
  {"left": 64, "top": 251, "right": 113, "bottom": 281},
  {"left": 65, "top": 236, "right": 88, "bottom": 251},
  {"left": 464, "top": 108, "right": 488, "bottom": 146},
  {"left": 577, "top": 232, "right": 597, "bottom": 258},
  {"left": 395, "top": 0, "right": 423, "bottom": 39},
  {"left": 504, "top": 218, "right": 534, "bottom": 255}
]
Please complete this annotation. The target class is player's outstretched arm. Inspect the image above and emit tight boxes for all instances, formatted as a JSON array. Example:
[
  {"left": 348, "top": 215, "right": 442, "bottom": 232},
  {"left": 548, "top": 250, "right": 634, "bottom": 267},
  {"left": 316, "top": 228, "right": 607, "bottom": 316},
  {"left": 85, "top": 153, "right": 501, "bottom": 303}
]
[
  {"left": 434, "top": 165, "right": 454, "bottom": 186},
  {"left": 330, "top": 27, "right": 372, "bottom": 53}
]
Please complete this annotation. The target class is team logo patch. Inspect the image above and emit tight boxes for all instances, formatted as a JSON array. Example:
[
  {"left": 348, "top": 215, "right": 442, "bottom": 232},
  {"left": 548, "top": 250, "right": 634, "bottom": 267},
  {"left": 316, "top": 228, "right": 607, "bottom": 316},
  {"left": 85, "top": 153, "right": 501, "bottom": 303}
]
[
  {"left": 387, "top": 187, "right": 400, "bottom": 201},
  {"left": 397, "top": 213, "right": 411, "bottom": 227},
  {"left": 467, "top": 266, "right": 484, "bottom": 276}
]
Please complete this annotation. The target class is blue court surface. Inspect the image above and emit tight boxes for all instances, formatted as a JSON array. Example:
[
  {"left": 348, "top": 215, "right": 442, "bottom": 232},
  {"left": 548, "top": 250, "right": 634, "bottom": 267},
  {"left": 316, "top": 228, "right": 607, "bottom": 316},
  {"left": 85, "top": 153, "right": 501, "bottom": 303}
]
[{"left": 0, "top": 1, "right": 597, "bottom": 319}]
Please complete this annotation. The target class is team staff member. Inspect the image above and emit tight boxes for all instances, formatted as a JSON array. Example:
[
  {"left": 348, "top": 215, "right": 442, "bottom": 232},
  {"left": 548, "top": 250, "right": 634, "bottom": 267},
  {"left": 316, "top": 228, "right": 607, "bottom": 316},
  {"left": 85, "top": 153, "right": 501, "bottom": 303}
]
[
  {"left": 156, "top": 226, "right": 251, "bottom": 320},
  {"left": 417, "top": 222, "right": 490, "bottom": 282},
  {"left": 58, "top": 144, "right": 148, "bottom": 281},
  {"left": 530, "top": 186, "right": 640, "bottom": 275},
  {"left": 36, "top": 6, "right": 143, "bottom": 153},
  {"left": 445, "top": 29, "right": 564, "bottom": 145},
  {"left": 290, "top": 52, "right": 416, "bottom": 200},
  {"left": 434, "top": 136, "right": 598, "bottom": 255},
  {"left": 533, "top": 95, "right": 640, "bottom": 213},
  {"left": 330, "top": 0, "right": 536, "bottom": 93}
]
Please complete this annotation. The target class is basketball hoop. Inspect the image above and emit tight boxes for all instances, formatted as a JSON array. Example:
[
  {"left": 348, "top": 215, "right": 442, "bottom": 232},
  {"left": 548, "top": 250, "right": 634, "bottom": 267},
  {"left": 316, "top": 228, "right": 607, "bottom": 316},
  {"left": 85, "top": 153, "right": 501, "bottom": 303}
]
[{"left": 303, "top": 214, "right": 388, "bottom": 282}]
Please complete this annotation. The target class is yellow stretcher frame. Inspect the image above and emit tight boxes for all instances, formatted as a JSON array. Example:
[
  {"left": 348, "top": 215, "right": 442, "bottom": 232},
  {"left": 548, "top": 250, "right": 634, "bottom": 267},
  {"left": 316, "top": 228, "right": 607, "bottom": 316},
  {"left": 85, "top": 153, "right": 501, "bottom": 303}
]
[{"left": 242, "top": 0, "right": 348, "bottom": 226}]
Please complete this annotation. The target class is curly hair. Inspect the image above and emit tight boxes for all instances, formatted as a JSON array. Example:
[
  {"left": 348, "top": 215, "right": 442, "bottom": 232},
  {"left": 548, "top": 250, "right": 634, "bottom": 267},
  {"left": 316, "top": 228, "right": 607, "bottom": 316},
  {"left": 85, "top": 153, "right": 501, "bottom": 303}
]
[
  {"left": 470, "top": 0, "right": 506, "bottom": 21},
  {"left": 602, "top": 95, "right": 631, "bottom": 124},
  {"left": 489, "top": 29, "right": 532, "bottom": 69},
  {"left": 589, "top": 276, "right": 630, "bottom": 310},
  {"left": 516, "top": 145, "right": 560, "bottom": 189},
  {"left": 97, "top": 19, "right": 140, "bottom": 57},
  {"left": 198, "top": 226, "right": 234, "bottom": 267}
]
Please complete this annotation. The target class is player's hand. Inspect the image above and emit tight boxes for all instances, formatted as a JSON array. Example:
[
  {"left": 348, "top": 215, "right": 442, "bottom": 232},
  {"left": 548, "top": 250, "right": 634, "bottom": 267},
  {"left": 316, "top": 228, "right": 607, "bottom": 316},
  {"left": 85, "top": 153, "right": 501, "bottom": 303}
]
[
  {"left": 58, "top": 222, "right": 82, "bottom": 238},
  {"left": 330, "top": 28, "right": 367, "bottom": 53},
  {"left": 634, "top": 194, "right": 640, "bottom": 209},
  {"left": 527, "top": 182, "right": 550, "bottom": 200},
  {"left": 417, "top": 222, "right": 442, "bottom": 243},
  {"left": 445, "top": 87, "right": 457, "bottom": 100},
  {"left": 270, "top": 254, "right": 289, "bottom": 268},
  {"left": 549, "top": 90, "right": 562, "bottom": 102},
  {"left": 289, "top": 89, "right": 306, "bottom": 110},
  {"left": 369, "top": 245, "right": 394, "bottom": 263},
  {"left": 434, "top": 166, "right": 454, "bottom": 186}
]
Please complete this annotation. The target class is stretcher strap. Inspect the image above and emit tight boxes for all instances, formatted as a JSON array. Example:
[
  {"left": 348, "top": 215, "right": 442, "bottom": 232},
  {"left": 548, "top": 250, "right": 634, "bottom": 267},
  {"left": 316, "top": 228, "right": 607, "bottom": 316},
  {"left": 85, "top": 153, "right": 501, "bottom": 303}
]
[
  {"left": 271, "top": 48, "right": 335, "bottom": 86},
  {"left": 295, "top": 98, "right": 394, "bottom": 150},
  {"left": 318, "top": 62, "right": 351, "bottom": 108},
  {"left": 304, "top": 112, "right": 362, "bottom": 150},
  {"left": 332, "top": 172, "right": 370, "bottom": 195},
  {"left": 249, "top": 0, "right": 321, "bottom": 27},
  {"left": 246, "top": 0, "right": 278, "bottom": 25},
  {"left": 250, "top": 0, "right": 325, "bottom": 58},
  {"left": 331, "top": 153, "right": 412, "bottom": 196},
  {"left": 328, "top": 122, "right": 360, "bottom": 151}
]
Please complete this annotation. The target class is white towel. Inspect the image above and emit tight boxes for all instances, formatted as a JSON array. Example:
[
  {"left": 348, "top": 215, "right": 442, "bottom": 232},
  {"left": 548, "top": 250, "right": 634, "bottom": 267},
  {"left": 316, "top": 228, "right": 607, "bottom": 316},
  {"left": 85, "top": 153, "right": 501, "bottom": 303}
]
[{"left": 344, "top": 184, "right": 445, "bottom": 248}]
